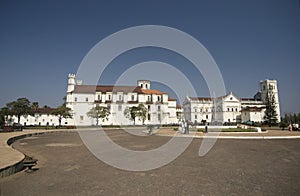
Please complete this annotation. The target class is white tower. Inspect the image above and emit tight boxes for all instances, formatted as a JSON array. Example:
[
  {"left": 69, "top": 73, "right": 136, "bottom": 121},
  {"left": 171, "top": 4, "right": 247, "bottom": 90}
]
[
  {"left": 67, "top": 74, "right": 76, "bottom": 93},
  {"left": 137, "top": 80, "right": 151, "bottom": 90},
  {"left": 66, "top": 74, "right": 76, "bottom": 107},
  {"left": 260, "top": 79, "right": 281, "bottom": 122}
]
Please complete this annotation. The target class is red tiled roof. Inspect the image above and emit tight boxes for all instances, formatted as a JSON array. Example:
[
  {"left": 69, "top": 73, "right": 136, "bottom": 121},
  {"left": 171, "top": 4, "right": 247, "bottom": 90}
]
[
  {"left": 34, "top": 108, "right": 55, "bottom": 114},
  {"left": 140, "top": 89, "right": 166, "bottom": 95},
  {"left": 241, "top": 106, "right": 265, "bottom": 112},
  {"left": 189, "top": 97, "right": 212, "bottom": 101},
  {"left": 240, "top": 98, "right": 256, "bottom": 101},
  {"left": 74, "top": 85, "right": 97, "bottom": 93},
  {"left": 74, "top": 85, "right": 166, "bottom": 95},
  {"left": 168, "top": 98, "right": 176, "bottom": 101}
]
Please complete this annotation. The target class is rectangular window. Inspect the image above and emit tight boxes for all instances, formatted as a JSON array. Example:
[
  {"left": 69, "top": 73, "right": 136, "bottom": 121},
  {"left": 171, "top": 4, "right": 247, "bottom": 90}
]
[
  {"left": 148, "top": 105, "right": 150, "bottom": 110},
  {"left": 195, "top": 115, "right": 197, "bottom": 119},
  {"left": 158, "top": 106, "right": 161, "bottom": 111},
  {"left": 158, "top": 114, "right": 161, "bottom": 121},
  {"left": 119, "top": 95, "right": 122, "bottom": 101},
  {"left": 118, "top": 105, "right": 122, "bottom": 111},
  {"left": 148, "top": 96, "right": 151, "bottom": 101},
  {"left": 98, "top": 94, "right": 101, "bottom": 100},
  {"left": 206, "top": 115, "right": 208, "bottom": 119},
  {"left": 131, "top": 95, "right": 134, "bottom": 100},
  {"left": 108, "top": 95, "right": 111, "bottom": 100},
  {"left": 148, "top": 114, "right": 151, "bottom": 121},
  {"left": 194, "top": 109, "right": 197, "bottom": 112},
  {"left": 80, "top": 116, "right": 84, "bottom": 121},
  {"left": 75, "top": 97, "right": 77, "bottom": 102},
  {"left": 86, "top": 97, "right": 88, "bottom": 102}
]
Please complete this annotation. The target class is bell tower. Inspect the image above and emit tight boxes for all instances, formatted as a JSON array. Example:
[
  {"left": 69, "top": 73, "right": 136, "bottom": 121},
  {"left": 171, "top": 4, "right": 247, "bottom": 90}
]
[
  {"left": 67, "top": 74, "right": 76, "bottom": 93},
  {"left": 260, "top": 79, "right": 280, "bottom": 122},
  {"left": 138, "top": 80, "right": 151, "bottom": 90}
]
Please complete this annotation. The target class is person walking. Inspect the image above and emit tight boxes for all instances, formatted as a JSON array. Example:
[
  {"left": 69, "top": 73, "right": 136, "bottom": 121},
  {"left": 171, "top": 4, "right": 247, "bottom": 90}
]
[{"left": 288, "top": 124, "right": 293, "bottom": 132}]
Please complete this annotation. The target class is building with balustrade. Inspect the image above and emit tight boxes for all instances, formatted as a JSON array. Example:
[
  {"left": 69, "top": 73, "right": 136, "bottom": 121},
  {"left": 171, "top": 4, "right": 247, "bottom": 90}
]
[
  {"left": 183, "top": 79, "right": 280, "bottom": 124},
  {"left": 66, "top": 74, "right": 179, "bottom": 126}
]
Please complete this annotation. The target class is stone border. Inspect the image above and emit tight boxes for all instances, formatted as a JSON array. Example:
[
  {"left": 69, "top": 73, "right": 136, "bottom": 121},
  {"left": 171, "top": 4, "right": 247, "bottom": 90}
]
[{"left": 0, "top": 129, "right": 76, "bottom": 178}]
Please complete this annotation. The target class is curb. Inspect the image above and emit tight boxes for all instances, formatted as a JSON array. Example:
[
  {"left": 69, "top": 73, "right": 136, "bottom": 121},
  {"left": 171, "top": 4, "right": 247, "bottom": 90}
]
[
  {"left": 155, "top": 133, "right": 300, "bottom": 140},
  {"left": 0, "top": 129, "right": 76, "bottom": 178}
]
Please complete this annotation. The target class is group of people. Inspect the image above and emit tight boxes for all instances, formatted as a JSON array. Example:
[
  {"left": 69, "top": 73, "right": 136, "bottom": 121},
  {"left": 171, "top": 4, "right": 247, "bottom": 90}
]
[
  {"left": 180, "top": 120, "right": 208, "bottom": 134},
  {"left": 288, "top": 123, "right": 299, "bottom": 131}
]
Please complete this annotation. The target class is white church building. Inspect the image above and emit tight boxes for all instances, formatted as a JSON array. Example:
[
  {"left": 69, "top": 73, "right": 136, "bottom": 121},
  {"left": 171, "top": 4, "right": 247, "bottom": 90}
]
[
  {"left": 183, "top": 79, "right": 280, "bottom": 124},
  {"left": 66, "top": 74, "right": 178, "bottom": 126}
]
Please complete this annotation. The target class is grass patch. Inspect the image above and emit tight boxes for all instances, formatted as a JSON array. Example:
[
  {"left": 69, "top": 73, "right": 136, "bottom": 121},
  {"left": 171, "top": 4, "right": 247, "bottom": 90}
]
[
  {"left": 195, "top": 128, "right": 259, "bottom": 132},
  {"left": 221, "top": 128, "right": 257, "bottom": 132}
]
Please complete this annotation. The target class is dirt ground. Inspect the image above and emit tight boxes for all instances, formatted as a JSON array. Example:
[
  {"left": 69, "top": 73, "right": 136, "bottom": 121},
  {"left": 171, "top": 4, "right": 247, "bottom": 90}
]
[{"left": 1, "top": 130, "right": 300, "bottom": 195}]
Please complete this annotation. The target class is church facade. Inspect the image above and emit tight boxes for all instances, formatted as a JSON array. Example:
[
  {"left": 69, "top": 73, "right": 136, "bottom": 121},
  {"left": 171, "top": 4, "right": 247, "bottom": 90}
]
[
  {"left": 66, "top": 74, "right": 178, "bottom": 126},
  {"left": 183, "top": 79, "right": 280, "bottom": 124}
]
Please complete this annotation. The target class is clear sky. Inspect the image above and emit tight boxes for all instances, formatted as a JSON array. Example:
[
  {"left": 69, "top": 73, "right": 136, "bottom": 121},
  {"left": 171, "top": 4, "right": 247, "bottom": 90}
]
[{"left": 0, "top": 0, "right": 299, "bottom": 115}]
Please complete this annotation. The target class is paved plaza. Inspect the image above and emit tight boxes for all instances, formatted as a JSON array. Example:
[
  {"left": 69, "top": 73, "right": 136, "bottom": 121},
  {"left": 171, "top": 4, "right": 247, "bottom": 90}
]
[{"left": 1, "top": 129, "right": 300, "bottom": 195}]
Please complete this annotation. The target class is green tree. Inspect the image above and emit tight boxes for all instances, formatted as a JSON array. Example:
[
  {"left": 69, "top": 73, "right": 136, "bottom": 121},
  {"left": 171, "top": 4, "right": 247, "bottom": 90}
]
[
  {"left": 87, "top": 106, "right": 110, "bottom": 126},
  {"left": 124, "top": 104, "right": 147, "bottom": 125},
  {"left": 6, "top": 98, "right": 33, "bottom": 124},
  {"left": 264, "top": 90, "right": 278, "bottom": 126},
  {"left": 32, "top": 102, "right": 39, "bottom": 112},
  {"left": 0, "top": 107, "right": 10, "bottom": 126},
  {"left": 52, "top": 105, "right": 72, "bottom": 126}
]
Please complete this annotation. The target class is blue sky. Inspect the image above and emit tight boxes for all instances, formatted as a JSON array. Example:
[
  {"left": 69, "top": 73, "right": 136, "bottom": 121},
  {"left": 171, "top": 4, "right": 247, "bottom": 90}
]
[{"left": 0, "top": 0, "right": 299, "bottom": 115}]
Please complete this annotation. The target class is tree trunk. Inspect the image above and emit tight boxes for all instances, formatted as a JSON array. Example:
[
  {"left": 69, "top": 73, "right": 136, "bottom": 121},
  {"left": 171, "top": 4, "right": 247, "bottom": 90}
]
[
  {"left": 18, "top": 115, "right": 21, "bottom": 124},
  {"left": 59, "top": 116, "right": 62, "bottom": 126}
]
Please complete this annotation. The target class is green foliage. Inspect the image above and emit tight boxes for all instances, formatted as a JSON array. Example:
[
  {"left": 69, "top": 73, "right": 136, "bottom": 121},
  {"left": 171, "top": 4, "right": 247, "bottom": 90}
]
[
  {"left": 124, "top": 104, "right": 147, "bottom": 125},
  {"left": 87, "top": 106, "right": 110, "bottom": 126},
  {"left": 264, "top": 90, "right": 278, "bottom": 126},
  {"left": 31, "top": 102, "right": 39, "bottom": 111},
  {"left": 279, "top": 122, "right": 288, "bottom": 130},
  {"left": 52, "top": 105, "right": 72, "bottom": 126},
  {"left": 0, "top": 107, "right": 9, "bottom": 126},
  {"left": 282, "top": 112, "right": 300, "bottom": 124},
  {"left": 5, "top": 98, "right": 33, "bottom": 123}
]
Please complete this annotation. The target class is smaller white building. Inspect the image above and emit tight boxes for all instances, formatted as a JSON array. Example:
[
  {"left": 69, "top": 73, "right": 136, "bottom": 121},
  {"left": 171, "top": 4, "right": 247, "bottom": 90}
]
[
  {"left": 241, "top": 107, "right": 266, "bottom": 123},
  {"left": 9, "top": 108, "right": 72, "bottom": 126}
]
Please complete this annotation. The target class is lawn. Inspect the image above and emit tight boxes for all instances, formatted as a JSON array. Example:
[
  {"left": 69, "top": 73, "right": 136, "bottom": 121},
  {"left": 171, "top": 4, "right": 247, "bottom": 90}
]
[{"left": 195, "top": 128, "right": 260, "bottom": 132}]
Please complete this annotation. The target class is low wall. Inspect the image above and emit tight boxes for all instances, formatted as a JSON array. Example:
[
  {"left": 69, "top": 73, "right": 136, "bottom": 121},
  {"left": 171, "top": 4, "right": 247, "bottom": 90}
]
[
  {"left": 0, "top": 158, "right": 24, "bottom": 178},
  {"left": 0, "top": 130, "right": 70, "bottom": 178}
]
